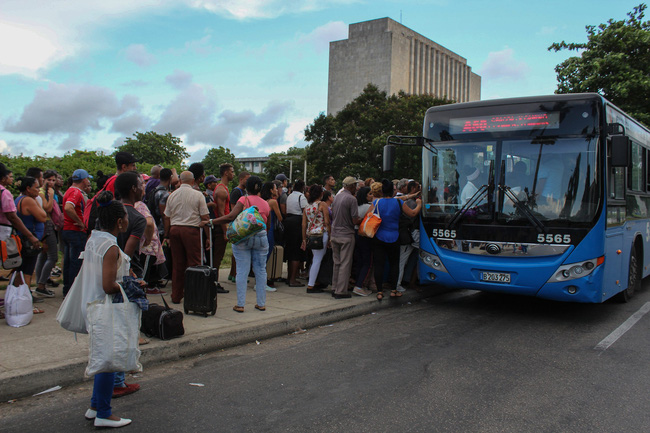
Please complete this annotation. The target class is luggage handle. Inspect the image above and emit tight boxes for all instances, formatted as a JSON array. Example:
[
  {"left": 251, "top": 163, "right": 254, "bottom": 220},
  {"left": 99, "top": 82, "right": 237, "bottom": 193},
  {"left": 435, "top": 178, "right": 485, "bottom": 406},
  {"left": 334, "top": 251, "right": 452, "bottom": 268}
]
[
  {"left": 160, "top": 293, "right": 172, "bottom": 311},
  {"left": 199, "top": 225, "right": 213, "bottom": 268}
]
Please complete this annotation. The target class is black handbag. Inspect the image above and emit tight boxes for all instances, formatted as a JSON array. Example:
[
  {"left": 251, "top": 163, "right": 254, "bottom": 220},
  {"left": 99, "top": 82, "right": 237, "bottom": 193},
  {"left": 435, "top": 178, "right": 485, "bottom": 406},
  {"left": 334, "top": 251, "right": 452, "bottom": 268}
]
[
  {"left": 20, "top": 236, "right": 42, "bottom": 258},
  {"left": 273, "top": 216, "right": 285, "bottom": 245},
  {"left": 306, "top": 234, "right": 324, "bottom": 250},
  {"left": 141, "top": 295, "right": 184, "bottom": 340}
]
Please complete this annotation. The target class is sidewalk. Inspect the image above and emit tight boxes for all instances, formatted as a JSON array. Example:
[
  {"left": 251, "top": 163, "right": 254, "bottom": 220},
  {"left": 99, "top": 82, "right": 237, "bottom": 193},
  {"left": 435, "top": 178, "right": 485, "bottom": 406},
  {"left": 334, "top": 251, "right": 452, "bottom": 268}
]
[{"left": 0, "top": 270, "right": 445, "bottom": 401}]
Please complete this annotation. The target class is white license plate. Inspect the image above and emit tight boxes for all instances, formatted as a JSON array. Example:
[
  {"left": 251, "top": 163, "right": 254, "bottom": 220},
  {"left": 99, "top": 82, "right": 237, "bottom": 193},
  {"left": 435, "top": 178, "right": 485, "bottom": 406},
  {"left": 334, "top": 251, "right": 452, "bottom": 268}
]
[{"left": 480, "top": 271, "right": 511, "bottom": 284}]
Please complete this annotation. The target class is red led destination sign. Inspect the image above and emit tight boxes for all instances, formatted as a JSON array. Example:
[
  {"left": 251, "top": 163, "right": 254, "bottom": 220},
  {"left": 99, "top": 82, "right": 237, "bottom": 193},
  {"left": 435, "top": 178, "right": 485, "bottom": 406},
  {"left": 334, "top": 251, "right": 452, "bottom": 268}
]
[{"left": 449, "top": 112, "right": 560, "bottom": 133}]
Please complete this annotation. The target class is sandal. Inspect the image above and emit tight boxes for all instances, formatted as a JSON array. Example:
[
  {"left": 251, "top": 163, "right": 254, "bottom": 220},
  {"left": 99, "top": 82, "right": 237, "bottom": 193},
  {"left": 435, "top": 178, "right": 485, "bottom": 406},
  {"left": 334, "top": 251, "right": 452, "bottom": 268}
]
[
  {"left": 233, "top": 305, "right": 245, "bottom": 313},
  {"left": 254, "top": 305, "right": 266, "bottom": 311},
  {"left": 390, "top": 290, "right": 402, "bottom": 298},
  {"left": 376, "top": 292, "right": 383, "bottom": 301},
  {"left": 33, "top": 307, "right": 44, "bottom": 314}
]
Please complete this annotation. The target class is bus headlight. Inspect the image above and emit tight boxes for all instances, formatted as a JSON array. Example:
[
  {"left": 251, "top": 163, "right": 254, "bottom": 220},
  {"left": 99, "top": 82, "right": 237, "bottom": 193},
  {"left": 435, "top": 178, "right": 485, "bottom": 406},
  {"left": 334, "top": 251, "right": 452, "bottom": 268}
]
[
  {"left": 548, "top": 256, "right": 604, "bottom": 283},
  {"left": 420, "top": 250, "right": 448, "bottom": 273}
]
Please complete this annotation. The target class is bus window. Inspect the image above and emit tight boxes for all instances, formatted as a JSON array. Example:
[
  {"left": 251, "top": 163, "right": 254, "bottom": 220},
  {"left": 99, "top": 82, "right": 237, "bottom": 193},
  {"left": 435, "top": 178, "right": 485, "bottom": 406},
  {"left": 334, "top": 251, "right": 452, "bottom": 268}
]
[
  {"left": 630, "top": 142, "right": 644, "bottom": 191},
  {"left": 612, "top": 167, "right": 625, "bottom": 199},
  {"left": 422, "top": 143, "right": 495, "bottom": 217}
]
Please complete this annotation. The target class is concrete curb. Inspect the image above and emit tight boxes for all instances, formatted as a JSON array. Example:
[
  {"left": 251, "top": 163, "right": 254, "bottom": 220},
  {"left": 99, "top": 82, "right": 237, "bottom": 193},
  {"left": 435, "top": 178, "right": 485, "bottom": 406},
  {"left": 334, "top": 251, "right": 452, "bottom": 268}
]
[{"left": 1, "top": 286, "right": 447, "bottom": 401}]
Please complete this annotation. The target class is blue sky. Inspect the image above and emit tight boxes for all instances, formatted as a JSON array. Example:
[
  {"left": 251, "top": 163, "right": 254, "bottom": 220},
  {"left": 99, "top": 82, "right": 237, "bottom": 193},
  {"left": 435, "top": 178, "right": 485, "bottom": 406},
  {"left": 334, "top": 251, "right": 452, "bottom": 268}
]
[{"left": 0, "top": 0, "right": 642, "bottom": 162}]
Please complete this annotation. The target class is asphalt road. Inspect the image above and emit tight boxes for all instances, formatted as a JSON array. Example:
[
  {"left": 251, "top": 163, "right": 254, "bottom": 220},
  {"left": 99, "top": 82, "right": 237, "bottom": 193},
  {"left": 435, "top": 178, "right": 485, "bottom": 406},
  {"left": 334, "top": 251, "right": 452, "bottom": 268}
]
[{"left": 3, "top": 282, "right": 650, "bottom": 433}]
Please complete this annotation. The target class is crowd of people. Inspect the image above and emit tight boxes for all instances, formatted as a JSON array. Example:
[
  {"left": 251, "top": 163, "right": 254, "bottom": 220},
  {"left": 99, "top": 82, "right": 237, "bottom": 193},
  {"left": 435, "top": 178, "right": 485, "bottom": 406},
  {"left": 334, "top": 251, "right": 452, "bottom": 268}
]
[{"left": 0, "top": 151, "right": 423, "bottom": 427}]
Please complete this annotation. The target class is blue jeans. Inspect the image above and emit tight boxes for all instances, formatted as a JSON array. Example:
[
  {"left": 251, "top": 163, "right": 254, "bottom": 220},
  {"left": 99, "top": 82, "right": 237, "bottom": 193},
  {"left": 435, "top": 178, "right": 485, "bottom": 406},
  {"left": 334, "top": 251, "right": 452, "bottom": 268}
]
[
  {"left": 34, "top": 222, "right": 58, "bottom": 285},
  {"left": 232, "top": 232, "right": 269, "bottom": 308},
  {"left": 91, "top": 373, "right": 115, "bottom": 418},
  {"left": 62, "top": 230, "right": 87, "bottom": 296},
  {"left": 114, "top": 371, "right": 125, "bottom": 388}
]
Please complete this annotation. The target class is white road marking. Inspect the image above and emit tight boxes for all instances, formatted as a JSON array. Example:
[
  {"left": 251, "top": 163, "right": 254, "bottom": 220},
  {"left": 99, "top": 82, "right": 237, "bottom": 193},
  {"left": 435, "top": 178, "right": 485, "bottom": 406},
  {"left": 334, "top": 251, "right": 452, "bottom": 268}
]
[{"left": 594, "top": 302, "right": 650, "bottom": 351}]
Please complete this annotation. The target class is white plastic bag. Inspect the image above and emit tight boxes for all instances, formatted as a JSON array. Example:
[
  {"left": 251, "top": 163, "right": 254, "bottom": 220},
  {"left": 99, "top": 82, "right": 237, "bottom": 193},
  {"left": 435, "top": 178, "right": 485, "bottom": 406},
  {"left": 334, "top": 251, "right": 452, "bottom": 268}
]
[
  {"left": 85, "top": 284, "right": 142, "bottom": 377},
  {"left": 56, "top": 263, "right": 88, "bottom": 334},
  {"left": 5, "top": 271, "right": 33, "bottom": 327}
]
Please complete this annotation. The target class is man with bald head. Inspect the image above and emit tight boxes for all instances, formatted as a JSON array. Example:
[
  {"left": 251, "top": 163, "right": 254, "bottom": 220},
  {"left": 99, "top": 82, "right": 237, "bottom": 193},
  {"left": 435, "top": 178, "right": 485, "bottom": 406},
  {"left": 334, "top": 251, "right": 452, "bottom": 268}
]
[
  {"left": 144, "top": 164, "right": 162, "bottom": 202},
  {"left": 163, "top": 171, "right": 210, "bottom": 303}
]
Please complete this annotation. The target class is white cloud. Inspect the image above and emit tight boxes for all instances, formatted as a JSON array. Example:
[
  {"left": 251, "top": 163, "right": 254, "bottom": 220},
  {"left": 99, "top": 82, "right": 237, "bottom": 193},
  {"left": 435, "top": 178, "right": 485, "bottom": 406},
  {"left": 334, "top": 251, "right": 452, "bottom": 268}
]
[
  {"left": 111, "top": 113, "right": 152, "bottom": 135},
  {"left": 260, "top": 122, "right": 289, "bottom": 147},
  {"left": 478, "top": 48, "right": 530, "bottom": 82},
  {"left": 297, "top": 21, "right": 348, "bottom": 53},
  {"left": 4, "top": 82, "right": 139, "bottom": 134},
  {"left": 189, "top": 0, "right": 358, "bottom": 20},
  {"left": 0, "top": 0, "right": 356, "bottom": 77},
  {"left": 0, "top": 0, "right": 168, "bottom": 77},
  {"left": 0, "top": 140, "right": 10, "bottom": 153},
  {"left": 165, "top": 69, "right": 194, "bottom": 89},
  {"left": 124, "top": 44, "right": 157, "bottom": 67},
  {"left": 0, "top": 20, "right": 63, "bottom": 77}
]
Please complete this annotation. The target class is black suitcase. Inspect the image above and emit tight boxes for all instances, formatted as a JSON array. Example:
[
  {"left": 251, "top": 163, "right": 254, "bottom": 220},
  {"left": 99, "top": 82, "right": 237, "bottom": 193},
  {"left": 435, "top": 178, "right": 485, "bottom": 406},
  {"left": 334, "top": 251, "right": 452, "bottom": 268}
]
[
  {"left": 184, "top": 227, "right": 218, "bottom": 316},
  {"left": 141, "top": 295, "right": 184, "bottom": 340}
]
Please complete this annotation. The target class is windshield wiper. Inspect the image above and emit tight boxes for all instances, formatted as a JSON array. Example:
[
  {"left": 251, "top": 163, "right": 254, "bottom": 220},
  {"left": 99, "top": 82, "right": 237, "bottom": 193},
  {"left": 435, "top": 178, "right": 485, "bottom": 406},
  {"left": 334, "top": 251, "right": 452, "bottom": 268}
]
[
  {"left": 447, "top": 184, "right": 488, "bottom": 229},
  {"left": 499, "top": 185, "right": 545, "bottom": 233}
]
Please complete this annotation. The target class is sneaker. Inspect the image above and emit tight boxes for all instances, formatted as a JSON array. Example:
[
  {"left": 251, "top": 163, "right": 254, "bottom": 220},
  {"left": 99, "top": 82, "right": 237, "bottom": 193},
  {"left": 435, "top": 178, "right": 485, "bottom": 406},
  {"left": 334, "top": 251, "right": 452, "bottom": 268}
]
[
  {"left": 265, "top": 286, "right": 277, "bottom": 292},
  {"left": 216, "top": 283, "right": 229, "bottom": 294},
  {"left": 34, "top": 288, "right": 56, "bottom": 297},
  {"left": 353, "top": 287, "right": 372, "bottom": 297},
  {"left": 145, "top": 287, "right": 166, "bottom": 295},
  {"left": 47, "top": 278, "right": 60, "bottom": 288},
  {"left": 396, "top": 285, "right": 407, "bottom": 293},
  {"left": 50, "top": 270, "right": 61, "bottom": 277},
  {"left": 112, "top": 383, "right": 140, "bottom": 399}
]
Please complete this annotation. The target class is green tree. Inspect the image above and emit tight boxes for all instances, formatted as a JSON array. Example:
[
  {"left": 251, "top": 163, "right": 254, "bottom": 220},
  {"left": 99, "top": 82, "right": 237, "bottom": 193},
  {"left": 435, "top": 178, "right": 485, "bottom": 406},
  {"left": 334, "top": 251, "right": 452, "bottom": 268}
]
[
  {"left": 263, "top": 147, "right": 313, "bottom": 183},
  {"left": 549, "top": 4, "right": 650, "bottom": 125},
  {"left": 0, "top": 150, "right": 115, "bottom": 195},
  {"left": 201, "top": 146, "right": 243, "bottom": 177},
  {"left": 116, "top": 131, "right": 190, "bottom": 166},
  {"left": 304, "top": 84, "right": 451, "bottom": 181}
]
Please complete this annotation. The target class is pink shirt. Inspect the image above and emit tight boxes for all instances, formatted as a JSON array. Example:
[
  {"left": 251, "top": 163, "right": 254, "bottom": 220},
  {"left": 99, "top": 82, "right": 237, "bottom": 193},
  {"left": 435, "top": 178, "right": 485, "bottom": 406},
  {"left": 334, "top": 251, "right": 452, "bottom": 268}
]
[
  {"left": 237, "top": 195, "right": 271, "bottom": 225},
  {"left": 0, "top": 185, "right": 16, "bottom": 226}
]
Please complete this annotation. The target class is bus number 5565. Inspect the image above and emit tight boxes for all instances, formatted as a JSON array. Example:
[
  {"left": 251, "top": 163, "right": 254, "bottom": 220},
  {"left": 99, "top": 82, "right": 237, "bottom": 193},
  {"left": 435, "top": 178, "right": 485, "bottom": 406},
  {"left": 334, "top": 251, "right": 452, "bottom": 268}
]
[
  {"left": 537, "top": 234, "right": 571, "bottom": 244},
  {"left": 432, "top": 229, "right": 456, "bottom": 239}
]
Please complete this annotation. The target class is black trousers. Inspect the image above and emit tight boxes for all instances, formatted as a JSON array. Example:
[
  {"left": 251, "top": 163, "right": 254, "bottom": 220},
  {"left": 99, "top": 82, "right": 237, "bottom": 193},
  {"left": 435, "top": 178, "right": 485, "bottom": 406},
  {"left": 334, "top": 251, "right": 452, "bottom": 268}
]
[{"left": 372, "top": 237, "right": 400, "bottom": 292}]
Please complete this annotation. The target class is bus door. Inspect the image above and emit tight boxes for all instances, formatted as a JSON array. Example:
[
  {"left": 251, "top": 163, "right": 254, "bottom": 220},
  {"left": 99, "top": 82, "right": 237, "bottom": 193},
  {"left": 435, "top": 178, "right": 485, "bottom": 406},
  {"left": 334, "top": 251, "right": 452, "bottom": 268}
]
[{"left": 603, "top": 165, "right": 626, "bottom": 297}]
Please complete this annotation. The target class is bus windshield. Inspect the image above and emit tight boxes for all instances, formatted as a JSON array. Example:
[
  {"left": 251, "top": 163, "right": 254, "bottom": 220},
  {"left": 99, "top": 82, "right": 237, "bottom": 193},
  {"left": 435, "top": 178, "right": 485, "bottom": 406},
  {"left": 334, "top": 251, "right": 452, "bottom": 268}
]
[{"left": 422, "top": 136, "right": 600, "bottom": 226}]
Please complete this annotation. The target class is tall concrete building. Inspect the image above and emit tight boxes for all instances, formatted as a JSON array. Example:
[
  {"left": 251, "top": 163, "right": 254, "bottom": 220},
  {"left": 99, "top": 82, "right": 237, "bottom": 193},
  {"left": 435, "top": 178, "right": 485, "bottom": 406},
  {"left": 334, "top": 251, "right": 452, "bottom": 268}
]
[{"left": 328, "top": 18, "right": 481, "bottom": 115}]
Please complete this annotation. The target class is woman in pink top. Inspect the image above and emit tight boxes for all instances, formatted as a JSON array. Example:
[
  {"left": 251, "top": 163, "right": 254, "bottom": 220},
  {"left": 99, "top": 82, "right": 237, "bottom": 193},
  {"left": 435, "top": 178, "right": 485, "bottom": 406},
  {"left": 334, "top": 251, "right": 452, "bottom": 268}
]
[{"left": 206, "top": 176, "right": 270, "bottom": 313}]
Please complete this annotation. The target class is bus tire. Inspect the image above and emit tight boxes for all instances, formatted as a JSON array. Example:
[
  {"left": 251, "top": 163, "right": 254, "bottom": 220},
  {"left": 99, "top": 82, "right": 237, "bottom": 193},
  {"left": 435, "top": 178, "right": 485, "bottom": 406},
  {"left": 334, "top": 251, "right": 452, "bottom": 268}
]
[{"left": 616, "top": 245, "right": 640, "bottom": 303}]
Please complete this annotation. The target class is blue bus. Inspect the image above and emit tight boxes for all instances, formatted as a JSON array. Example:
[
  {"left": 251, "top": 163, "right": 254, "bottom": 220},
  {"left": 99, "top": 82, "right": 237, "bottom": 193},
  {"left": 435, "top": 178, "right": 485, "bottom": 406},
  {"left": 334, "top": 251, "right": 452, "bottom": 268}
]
[{"left": 385, "top": 93, "right": 650, "bottom": 302}]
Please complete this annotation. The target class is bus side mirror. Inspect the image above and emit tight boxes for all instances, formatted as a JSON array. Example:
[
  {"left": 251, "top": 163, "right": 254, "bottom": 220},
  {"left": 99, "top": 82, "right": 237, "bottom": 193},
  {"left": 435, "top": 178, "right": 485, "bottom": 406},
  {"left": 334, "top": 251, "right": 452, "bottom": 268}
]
[
  {"left": 383, "top": 145, "right": 395, "bottom": 172},
  {"left": 610, "top": 135, "right": 630, "bottom": 167}
]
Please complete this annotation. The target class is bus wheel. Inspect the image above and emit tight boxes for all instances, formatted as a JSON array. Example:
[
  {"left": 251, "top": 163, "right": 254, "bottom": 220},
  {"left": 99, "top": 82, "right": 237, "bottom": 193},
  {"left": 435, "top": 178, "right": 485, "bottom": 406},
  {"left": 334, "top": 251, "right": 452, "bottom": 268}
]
[{"left": 616, "top": 246, "right": 640, "bottom": 303}]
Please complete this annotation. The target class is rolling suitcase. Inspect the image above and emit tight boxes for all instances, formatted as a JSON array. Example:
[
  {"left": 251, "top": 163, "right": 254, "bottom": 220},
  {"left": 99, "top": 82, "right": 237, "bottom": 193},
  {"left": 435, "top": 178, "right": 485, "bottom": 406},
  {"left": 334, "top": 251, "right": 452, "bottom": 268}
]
[
  {"left": 266, "top": 245, "right": 284, "bottom": 280},
  {"left": 183, "top": 227, "right": 218, "bottom": 317}
]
